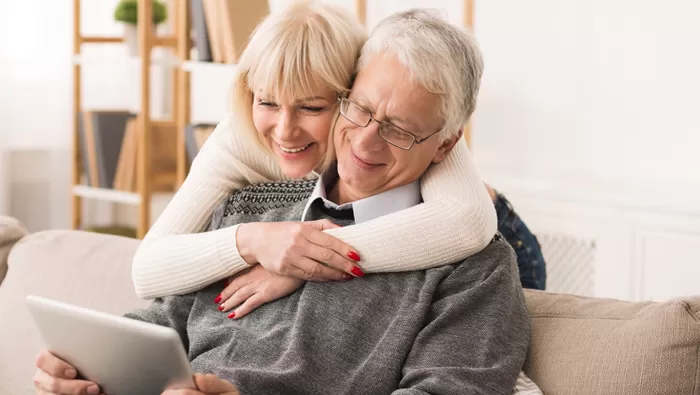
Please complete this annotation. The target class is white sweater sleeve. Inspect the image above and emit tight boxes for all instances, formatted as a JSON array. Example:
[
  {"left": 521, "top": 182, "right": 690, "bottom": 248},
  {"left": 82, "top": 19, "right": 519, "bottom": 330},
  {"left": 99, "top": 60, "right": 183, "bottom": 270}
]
[
  {"left": 132, "top": 114, "right": 496, "bottom": 299},
  {"left": 131, "top": 115, "right": 287, "bottom": 298},
  {"left": 324, "top": 139, "right": 497, "bottom": 272}
]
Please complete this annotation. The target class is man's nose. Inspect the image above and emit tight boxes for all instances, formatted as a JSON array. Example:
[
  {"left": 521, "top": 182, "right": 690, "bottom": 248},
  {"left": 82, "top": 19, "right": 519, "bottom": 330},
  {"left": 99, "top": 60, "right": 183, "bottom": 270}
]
[{"left": 352, "top": 120, "right": 385, "bottom": 152}]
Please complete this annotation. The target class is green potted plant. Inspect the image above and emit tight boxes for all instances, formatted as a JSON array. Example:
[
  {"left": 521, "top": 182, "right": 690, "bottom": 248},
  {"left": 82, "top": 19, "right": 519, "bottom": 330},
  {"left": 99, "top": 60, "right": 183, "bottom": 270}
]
[{"left": 114, "top": 0, "right": 168, "bottom": 56}]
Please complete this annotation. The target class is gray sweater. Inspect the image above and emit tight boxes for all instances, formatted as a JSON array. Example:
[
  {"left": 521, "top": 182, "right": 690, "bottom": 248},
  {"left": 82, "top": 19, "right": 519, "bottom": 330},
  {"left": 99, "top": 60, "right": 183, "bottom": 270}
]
[{"left": 126, "top": 180, "right": 531, "bottom": 395}]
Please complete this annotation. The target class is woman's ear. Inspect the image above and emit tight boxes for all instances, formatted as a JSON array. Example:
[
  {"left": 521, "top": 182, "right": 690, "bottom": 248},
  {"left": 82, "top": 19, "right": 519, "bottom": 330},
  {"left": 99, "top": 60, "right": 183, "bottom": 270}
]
[{"left": 432, "top": 129, "right": 464, "bottom": 164}]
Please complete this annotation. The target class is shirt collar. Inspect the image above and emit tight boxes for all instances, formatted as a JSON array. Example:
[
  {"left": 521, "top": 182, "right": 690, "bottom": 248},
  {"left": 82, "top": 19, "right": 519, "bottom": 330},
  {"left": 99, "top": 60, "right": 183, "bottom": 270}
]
[{"left": 301, "top": 169, "right": 422, "bottom": 224}]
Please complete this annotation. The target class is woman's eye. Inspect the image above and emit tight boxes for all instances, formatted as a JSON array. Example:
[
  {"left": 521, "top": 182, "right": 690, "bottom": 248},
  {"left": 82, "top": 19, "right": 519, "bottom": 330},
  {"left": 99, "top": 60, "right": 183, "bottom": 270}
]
[
  {"left": 301, "top": 106, "right": 324, "bottom": 112},
  {"left": 258, "top": 100, "right": 278, "bottom": 107}
]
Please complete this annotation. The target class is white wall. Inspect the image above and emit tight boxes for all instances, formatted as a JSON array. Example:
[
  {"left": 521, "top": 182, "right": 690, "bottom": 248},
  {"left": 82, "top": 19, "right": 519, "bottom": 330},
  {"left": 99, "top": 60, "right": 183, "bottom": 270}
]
[
  {"left": 468, "top": 0, "right": 700, "bottom": 301},
  {"left": 473, "top": 0, "right": 700, "bottom": 190}
]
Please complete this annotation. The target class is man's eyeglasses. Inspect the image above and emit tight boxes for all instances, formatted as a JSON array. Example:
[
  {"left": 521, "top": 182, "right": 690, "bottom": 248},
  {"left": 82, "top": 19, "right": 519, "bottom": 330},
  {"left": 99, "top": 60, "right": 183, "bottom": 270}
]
[{"left": 337, "top": 97, "right": 443, "bottom": 150}]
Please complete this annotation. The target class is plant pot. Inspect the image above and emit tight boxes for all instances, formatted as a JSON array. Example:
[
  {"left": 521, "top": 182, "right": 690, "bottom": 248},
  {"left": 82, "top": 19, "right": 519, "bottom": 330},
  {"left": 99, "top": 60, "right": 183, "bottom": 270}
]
[{"left": 123, "top": 24, "right": 156, "bottom": 57}]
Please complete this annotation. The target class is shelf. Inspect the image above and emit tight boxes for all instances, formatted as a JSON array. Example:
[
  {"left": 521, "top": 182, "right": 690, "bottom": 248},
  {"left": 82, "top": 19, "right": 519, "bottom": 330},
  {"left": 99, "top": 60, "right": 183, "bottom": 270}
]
[
  {"left": 182, "top": 61, "right": 237, "bottom": 73},
  {"left": 73, "top": 185, "right": 140, "bottom": 205},
  {"left": 72, "top": 185, "right": 174, "bottom": 205},
  {"left": 73, "top": 54, "right": 181, "bottom": 68}
]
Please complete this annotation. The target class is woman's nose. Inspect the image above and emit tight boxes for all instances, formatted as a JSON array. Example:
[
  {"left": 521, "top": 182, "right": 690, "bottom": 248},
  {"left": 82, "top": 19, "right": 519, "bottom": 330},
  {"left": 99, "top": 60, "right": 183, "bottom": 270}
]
[{"left": 274, "top": 110, "right": 300, "bottom": 141}]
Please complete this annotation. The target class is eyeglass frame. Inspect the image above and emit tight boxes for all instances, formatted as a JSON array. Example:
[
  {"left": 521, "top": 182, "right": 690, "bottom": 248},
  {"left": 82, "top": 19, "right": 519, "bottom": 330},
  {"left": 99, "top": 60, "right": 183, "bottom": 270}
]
[{"left": 337, "top": 97, "right": 443, "bottom": 150}]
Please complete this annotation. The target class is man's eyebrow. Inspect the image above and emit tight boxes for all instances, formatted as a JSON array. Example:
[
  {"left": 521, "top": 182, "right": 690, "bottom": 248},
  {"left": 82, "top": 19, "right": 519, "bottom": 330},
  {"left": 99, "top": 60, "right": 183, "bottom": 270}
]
[
  {"left": 386, "top": 115, "right": 421, "bottom": 132},
  {"left": 351, "top": 92, "right": 422, "bottom": 132},
  {"left": 351, "top": 93, "right": 375, "bottom": 112}
]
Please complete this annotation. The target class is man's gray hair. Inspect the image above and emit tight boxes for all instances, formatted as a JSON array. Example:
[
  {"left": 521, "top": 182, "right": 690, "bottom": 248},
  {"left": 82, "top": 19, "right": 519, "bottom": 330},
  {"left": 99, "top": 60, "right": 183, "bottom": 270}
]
[{"left": 358, "top": 9, "right": 484, "bottom": 140}]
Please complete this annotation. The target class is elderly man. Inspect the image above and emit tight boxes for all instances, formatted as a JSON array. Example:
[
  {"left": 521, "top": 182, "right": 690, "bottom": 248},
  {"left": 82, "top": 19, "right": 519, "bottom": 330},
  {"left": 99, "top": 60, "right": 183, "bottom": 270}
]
[{"left": 34, "top": 9, "right": 530, "bottom": 395}]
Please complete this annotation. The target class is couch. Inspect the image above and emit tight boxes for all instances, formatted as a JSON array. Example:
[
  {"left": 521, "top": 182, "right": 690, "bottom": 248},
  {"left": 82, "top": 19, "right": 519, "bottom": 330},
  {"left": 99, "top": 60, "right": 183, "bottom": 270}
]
[{"left": 1, "top": 216, "right": 699, "bottom": 395}]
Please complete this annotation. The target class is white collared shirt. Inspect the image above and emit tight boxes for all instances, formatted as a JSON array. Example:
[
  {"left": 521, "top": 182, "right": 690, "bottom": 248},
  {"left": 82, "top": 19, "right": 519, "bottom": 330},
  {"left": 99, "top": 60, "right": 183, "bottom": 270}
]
[{"left": 301, "top": 171, "right": 422, "bottom": 224}]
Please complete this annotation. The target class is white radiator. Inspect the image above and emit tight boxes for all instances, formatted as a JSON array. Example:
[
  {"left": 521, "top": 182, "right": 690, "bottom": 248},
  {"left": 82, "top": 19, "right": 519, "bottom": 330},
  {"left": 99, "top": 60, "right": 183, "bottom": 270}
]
[{"left": 538, "top": 233, "right": 597, "bottom": 296}]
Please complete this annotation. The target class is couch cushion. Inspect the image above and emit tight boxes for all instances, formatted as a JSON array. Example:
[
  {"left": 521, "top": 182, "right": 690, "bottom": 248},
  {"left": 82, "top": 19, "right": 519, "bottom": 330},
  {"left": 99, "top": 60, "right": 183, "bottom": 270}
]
[
  {"left": 0, "top": 216, "right": 28, "bottom": 286},
  {"left": 0, "top": 230, "right": 147, "bottom": 394},
  {"left": 523, "top": 289, "right": 700, "bottom": 395}
]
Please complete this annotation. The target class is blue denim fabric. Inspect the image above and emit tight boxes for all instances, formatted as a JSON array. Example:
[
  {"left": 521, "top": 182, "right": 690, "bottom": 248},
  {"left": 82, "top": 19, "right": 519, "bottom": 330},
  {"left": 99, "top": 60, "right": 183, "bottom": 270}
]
[{"left": 494, "top": 192, "right": 547, "bottom": 290}]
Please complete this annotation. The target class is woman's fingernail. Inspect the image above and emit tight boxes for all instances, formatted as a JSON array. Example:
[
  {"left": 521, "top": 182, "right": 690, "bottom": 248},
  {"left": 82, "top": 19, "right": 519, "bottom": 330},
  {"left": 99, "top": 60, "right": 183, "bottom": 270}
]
[
  {"left": 214, "top": 294, "right": 222, "bottom": 304},
  {"left": 351, "top": 266, "right": 365, "bottom": 277},
  {"left": 86, "top": 384, "right": 100, "bottom": 395},
  {"left": 343, "top": 274, "right": 354, "bottom": 281},
  {"left": 348, "top": 251, "right": 361, "bottom": 261},
  {"left": 64, "top": 368, "right": 77, "bottom": 378},
  {"left": 218, "top": 304, "right": 225, "bottom": 311},
  {"left": 228, "top": 312, "right": 236, "bottom": 319}
]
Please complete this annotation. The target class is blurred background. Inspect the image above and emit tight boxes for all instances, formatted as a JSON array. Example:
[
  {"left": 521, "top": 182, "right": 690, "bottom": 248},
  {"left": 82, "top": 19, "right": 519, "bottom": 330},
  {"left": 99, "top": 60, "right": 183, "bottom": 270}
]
[{"left": 1, "top": 0, "right": 698, "bottom": 302}]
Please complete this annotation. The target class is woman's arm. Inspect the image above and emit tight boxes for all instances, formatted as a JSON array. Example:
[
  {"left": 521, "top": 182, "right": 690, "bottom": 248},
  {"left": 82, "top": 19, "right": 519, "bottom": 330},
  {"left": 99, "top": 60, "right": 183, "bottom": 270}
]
[
  {"left": 324, "top": 139, "right": 497, "bottom": 272},
  {"left": 131, "top": 115, "right": 287, "bottom": 299}
]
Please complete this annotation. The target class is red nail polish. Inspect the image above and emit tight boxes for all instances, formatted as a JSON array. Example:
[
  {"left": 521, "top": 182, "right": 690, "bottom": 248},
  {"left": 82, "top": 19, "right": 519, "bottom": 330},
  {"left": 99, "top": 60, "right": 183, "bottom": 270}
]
[
  {"left": 343, "top": 274, "right": 354, "bottom": 281},
  {"left": 214, "top": 294, "right": 222, "bottom": 304},
  {"left": 218, "top": 304, "right": 225, "bottom": 311},
  {"left": 228, "top": 312, "right": 236, "bottom": 319},
  {"left": 351, "top": 266, "right": 365, "bottom": 277},
  {"left": 348, "top": 251, "right": 361, "bottom": 261}
]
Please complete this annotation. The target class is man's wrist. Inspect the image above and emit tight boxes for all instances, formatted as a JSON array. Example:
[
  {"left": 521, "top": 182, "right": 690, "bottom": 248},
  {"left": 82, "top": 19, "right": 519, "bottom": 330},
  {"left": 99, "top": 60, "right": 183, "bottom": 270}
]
[{"left": 236, "top": 223, "right": 258, "bottom": 265}]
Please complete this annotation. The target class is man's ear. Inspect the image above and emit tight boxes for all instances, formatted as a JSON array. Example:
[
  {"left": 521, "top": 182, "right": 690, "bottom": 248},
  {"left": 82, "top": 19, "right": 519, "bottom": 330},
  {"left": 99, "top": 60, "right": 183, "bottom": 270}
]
[{"left": 432, "top": 129, "right": 463, "bottom": 164}]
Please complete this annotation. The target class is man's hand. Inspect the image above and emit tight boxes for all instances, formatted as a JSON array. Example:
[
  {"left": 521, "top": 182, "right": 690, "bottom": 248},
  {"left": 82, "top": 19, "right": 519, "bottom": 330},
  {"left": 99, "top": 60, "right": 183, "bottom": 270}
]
[
  {"left": 217, "top": 264, "right": 306, "bottom": 319},
  {"left": 162, "top": 374, "right": 239, "bottom": 395},
  {"left": 33, "top": 350, "right": 103, "bottom": 395},
  {"left": 236, "top": 220, "right": 364, "bottom": 281}
]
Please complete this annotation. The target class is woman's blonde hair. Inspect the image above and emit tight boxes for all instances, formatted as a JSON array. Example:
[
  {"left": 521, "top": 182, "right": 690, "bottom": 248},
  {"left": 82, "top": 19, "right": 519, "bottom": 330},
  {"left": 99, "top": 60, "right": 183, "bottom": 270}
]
[{"left": 230, "top": 0, "right": 367, "bottom": 172}]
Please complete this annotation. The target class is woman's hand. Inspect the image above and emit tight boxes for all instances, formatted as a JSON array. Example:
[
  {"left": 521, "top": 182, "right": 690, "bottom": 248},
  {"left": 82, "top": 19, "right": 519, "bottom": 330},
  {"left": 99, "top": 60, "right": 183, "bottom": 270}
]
[
  {"left": 162, "top": 373, "right": 239, "bottom": 395},
  {"left": 33, "top": 350, "right": 103, "bottom": 395},
  {"left": 215, "top": 265, "right": 307, "bottom": 319},
  {"left": 236, "top": 219, "right": 364, "bottom": 281}
]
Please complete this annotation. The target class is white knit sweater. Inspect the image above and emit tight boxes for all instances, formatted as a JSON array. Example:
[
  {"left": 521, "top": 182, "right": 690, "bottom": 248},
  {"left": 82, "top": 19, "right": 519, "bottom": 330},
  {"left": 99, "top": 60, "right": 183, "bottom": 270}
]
[{"left": 132, "top": 114, "right": 497, "bottom": 299}]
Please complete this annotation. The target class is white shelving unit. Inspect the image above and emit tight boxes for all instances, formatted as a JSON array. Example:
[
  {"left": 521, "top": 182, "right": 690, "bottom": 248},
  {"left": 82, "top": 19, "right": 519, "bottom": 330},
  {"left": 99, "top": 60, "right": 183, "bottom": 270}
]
[{"left": 72, "top": 0, "right": 190, "bottom": 238}]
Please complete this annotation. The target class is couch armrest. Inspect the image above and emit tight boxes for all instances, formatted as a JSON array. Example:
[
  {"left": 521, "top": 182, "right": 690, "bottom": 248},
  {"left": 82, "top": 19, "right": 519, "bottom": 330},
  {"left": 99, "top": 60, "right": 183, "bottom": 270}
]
[
  {"left": 0, "top": 229, "right": 149, "bottom": 394},
  {"left": 0, "top": 216, "right": 28, "bottom": 286}
]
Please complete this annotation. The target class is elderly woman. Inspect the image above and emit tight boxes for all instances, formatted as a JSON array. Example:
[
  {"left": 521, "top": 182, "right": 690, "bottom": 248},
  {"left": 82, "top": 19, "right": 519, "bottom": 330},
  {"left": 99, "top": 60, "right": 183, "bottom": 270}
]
[{"left": 34, "top": 9, "right": 531, "bottom": 395}]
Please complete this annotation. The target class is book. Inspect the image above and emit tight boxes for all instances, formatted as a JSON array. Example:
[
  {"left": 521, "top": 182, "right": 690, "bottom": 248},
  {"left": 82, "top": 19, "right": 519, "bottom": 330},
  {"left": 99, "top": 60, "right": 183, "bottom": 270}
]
[
  {"left": 79, "top": 111, "right": 135, "bottom": 189},
  {"left": 202, "top": 0, "right": 225, "bottom": 63},
  {"left": 114, "top": 118, "right": 137, "bottom": 192},
  {"left": 191, "top": 0, "right": 212, "bottom": 62},
  {"left": 219, "top": 1, "right": 270, "bottom": 64},
  {"left": 184, "top": 124, "right": 216, "bottom": 167},
  {"left": 113, "top": 120, "right": 179, "bottom": 193}
]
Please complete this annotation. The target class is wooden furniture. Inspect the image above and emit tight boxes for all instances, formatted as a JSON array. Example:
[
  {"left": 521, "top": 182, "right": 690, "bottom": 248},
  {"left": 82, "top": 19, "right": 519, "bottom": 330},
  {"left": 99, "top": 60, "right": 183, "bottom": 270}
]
[
  {"left": 71, "top": 0, "right": 187, "bottom": 238},
  {"left": 464, "top": 0, "right": 474, "bottom": 148}
]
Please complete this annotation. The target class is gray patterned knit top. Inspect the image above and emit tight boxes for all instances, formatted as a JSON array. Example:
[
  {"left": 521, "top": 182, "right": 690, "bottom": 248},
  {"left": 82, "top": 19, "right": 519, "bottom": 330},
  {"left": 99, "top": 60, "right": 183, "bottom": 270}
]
[{"left": 126, "top": 179, "right": 530, "bottom": 395}]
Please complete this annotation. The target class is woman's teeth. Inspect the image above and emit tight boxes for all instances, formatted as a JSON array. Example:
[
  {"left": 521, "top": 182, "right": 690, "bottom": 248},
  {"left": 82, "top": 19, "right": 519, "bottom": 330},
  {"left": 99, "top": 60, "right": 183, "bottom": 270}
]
[{"left": 279, "top": 143, "right": 311, "bottom": 153}]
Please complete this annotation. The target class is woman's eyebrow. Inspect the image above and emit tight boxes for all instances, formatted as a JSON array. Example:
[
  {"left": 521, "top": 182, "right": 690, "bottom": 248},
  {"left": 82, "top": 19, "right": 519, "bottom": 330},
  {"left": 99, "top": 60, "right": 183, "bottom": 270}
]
[{"left": 296, "top": 96, "right": 328, "bottom": 102}]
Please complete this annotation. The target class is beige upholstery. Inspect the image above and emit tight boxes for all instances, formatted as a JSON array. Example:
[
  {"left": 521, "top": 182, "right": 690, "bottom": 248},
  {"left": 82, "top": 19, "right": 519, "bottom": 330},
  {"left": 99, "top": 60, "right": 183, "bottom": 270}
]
[
  {"left": 523, "top": 290, "right": 700, "bottom": 395},
  {"left": 0, "top": 224, "right": 699, "bottom": 394},
  {"left": 0, "top": 216, "right": 28, "bottom": 285},
  {"left": 0, "top": 229, "right": 147, "bottom": 394}
]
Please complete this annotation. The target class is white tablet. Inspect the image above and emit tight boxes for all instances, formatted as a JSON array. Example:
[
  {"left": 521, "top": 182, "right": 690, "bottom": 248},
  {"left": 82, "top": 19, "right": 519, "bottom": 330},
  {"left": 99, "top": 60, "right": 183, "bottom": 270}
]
[{"left": 26, "top": 295, "right": 195, "bottom": 395}]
